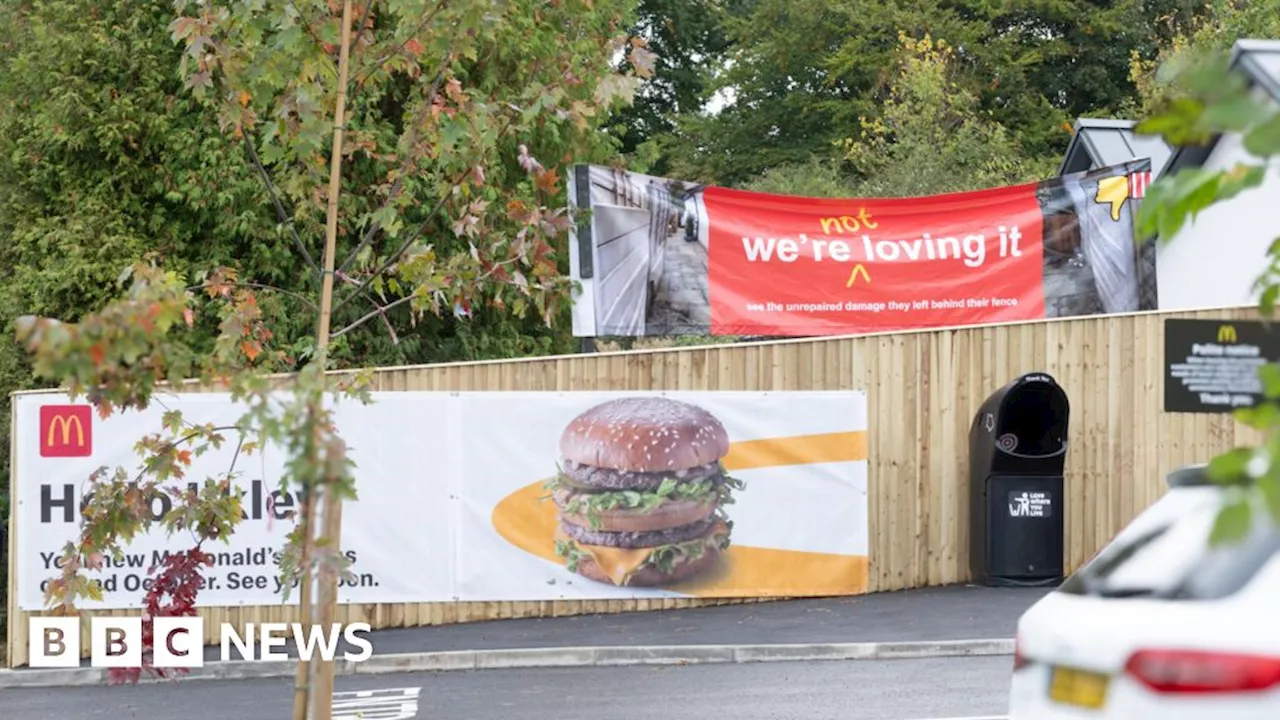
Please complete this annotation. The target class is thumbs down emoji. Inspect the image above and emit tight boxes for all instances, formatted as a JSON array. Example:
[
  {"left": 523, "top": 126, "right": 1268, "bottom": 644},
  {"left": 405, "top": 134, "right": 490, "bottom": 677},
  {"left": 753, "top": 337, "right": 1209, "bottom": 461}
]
[
  {"left": 1093, "top": 171, "right": 1150, "bottom": 221},
  {"left": 1095, "top": 175, "right": 1130, "bottom": 221}
]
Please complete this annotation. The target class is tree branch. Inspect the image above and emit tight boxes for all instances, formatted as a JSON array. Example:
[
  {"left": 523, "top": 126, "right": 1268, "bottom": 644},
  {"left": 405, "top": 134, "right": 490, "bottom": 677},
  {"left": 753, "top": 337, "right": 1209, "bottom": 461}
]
[
  {"left": 288, "top": 0, "right": 339, "bottom": 79},
  {"left": 333, "top": 271, "right": 400, "bottom": 344},
  {"left": 330, "top": 293, "right": 416, "bottom": 339},
  {"left": 351, "top": 1, "right": 377, "bottom": 59},
  {"left": 111, "top": 425, "right": 246, "bottom": 487},
  {"left": 327, "top": 186, "right": 452, "bottom": 318},
  {"left": 330, "top": 253, "right": 520, "bottom": 339},
  {"left": 243, "top": 137, "right": 321, "bottom": 278},
  {"left": 330, "top": 49, "right": 586, "bottom": 326},
  {"left": 329, "top": 109, "right": 523, "bottom": 318},
  {"left": 227, "top": 432, "right": 247, "bottom": 482},
  {"left": 242, "top": 134, "right": 405, "bottom": 341},
  {"left": 352, "top": 0, "right": 449, "bottom": 88},
  {"left": 187, "top": 281, "right": 320, "bottom": 310},
  {"left": 337, "top": 39, "right": 457, "bottom": 277}
]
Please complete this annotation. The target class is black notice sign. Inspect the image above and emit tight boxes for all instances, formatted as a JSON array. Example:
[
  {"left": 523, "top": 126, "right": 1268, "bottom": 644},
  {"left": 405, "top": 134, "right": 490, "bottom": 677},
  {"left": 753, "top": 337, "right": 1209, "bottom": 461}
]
[{"left": 1164, "top": 318, "right": 1280, "bottom": 413}]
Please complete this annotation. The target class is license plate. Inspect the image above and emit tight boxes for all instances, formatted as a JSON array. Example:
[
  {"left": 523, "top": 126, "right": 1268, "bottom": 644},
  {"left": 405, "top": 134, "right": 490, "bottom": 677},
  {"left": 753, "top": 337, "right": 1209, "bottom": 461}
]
[{"left": 1049, "top": 666, "right": 1111, "bottom": 709}]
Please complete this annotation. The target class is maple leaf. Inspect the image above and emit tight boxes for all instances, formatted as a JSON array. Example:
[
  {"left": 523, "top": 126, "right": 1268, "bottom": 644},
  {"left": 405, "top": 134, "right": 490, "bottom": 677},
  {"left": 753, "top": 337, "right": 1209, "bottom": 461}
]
[
  {"left": 89, "top": 343, "right": 106, "bottom": 367},
  {"left": 176, "top": 449, "right": 193, "bottom": 466},
  {"left": 404, "top": 38, "right": 423, "bottom": 56},
  {"left": 535, "top": 167, "right": 561, "bottom": 192},
  {"left": 445, "top": 77, "right": 464, "bottom": 102},
  {"left": 628, "top": 44, "right": 657, "bottom": 80},
  {"left": 506, "top": 199, "right": 531, "bottom": 223},
  {"left": 241, "top": 340, "right": 261, "bottom": 361}
]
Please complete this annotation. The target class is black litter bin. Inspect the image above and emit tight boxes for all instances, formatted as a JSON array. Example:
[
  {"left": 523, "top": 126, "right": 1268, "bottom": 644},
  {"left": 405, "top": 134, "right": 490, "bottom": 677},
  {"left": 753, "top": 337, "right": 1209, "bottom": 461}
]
[{"left": 968, "top": 372, "right": 1069, "bottom": 587}]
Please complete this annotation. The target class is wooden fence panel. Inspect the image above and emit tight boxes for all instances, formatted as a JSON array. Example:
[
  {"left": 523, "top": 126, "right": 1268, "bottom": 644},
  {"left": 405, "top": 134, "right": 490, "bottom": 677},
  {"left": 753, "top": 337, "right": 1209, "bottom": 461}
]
[{"left": 5, "top": 306, "right": 1265, "bottom": 666}]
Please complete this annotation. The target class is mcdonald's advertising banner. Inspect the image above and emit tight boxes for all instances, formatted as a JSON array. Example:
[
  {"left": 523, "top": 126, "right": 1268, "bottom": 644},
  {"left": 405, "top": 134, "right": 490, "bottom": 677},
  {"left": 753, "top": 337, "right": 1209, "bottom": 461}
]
[
  {"left": 567, "top": 159, "right": 1157, "bottom": 337},
  {"left": 12, "top": 390, "right": 869, "bottom": 610}
]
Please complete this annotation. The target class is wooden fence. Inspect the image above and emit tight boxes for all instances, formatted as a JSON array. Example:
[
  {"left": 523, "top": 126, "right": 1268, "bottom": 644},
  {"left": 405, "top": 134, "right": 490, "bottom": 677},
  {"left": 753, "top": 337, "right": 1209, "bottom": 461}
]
[{"left": 5, "top": 304, "right": 1266, "bottom": 666}]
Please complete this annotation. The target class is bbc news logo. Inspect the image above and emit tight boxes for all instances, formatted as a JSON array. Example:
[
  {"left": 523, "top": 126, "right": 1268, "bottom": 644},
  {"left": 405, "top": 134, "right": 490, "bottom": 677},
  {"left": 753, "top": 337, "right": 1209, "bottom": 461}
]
[
  {"left": 29, "top": 618, "right": 374, "bottom": 668},
  {"left": 40, "top": 404, "right": 93, "bottom": 458}
]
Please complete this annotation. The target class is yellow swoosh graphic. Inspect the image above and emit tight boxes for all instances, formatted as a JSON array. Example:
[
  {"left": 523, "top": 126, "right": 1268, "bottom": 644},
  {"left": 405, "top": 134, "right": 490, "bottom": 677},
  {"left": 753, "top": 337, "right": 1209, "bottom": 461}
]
[
  {"left": 491, "top": 431, "right": 870, "bottom": 597},
  {"left": 722, "top": 431, "right": 869, "bottom": 471}
]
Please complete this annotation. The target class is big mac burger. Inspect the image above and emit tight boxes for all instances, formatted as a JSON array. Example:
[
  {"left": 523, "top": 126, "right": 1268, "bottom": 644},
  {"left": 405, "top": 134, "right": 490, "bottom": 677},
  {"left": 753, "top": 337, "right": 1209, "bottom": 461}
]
[{"left": 545, "top": 397, "right": 744, "bottom": 587}]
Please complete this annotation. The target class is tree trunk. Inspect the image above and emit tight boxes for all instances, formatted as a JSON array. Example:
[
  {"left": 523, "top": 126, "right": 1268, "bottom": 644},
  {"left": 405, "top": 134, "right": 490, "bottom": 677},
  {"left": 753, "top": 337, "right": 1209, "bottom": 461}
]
[{"left": 295, "top": 1, "right": 355, "bottom": 719}]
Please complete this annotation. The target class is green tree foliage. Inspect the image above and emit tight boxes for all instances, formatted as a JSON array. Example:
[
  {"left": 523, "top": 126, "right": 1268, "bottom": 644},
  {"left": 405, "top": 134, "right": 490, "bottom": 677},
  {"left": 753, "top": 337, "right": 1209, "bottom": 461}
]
[
  {"left": 2, "top": 0, "right": 647, "bottom": 685},
  {"left": 837, "top": 34, "right": 1059, "bottom": 197},
  {"left": 0, "top": 1, "right": 298, "bottom": 603},
  {"left": 741, "top": 156, "right": 857, "bottom": 197},
  {"left": 662, "top": 0, "right": 906, "bottom": 184},
  {"left": 1125, "top": 0, "right": 1280, "bottom": 117},
  {"left": 742, "top": 35, "right": 1057, "bottom": 199},
  {"left": 654, "top": 0, "right": 1203, "bottom": 186},
  {"left": 0, "top": 0, "right": 642, "bottom": 586},
  {"left": 613, "top": 0, "right": 731, "bottom": 172},
  {"left": 1135, "top": 45, "right": 1280, "bottom": 544}
]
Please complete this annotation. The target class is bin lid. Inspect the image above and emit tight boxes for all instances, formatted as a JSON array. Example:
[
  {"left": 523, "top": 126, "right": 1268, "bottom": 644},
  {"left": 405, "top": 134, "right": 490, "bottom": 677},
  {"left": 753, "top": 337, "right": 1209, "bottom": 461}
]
[
  {"left": 1017, "top": 373, "right": 1057, "bottom": 385},
  {"left": 974, "top": 371, "right": 1069, "bottom": 439}
]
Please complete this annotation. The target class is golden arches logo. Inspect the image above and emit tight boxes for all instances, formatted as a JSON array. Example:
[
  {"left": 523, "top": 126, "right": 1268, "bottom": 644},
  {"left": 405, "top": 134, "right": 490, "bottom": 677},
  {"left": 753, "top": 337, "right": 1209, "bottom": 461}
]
[
  {"left": 46, "top": 414, "right": 85, "bottom": 448},
  {"left": 1218, "top": 325, "right": 1237, "bottom": 344},
  {"left": 39, "top": 404, "right": 93, "bottom": 457}
]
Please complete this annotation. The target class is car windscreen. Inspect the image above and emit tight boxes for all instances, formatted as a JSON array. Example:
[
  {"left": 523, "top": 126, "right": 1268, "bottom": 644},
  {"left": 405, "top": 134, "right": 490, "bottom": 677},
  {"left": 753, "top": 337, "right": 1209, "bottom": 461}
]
[{"left": 1058, "top": 495, "right": 1280, "bottom": 601}]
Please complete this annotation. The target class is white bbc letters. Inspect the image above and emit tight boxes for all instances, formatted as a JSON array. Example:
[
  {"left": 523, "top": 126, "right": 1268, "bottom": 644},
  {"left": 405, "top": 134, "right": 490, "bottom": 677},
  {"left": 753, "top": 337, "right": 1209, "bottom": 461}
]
[
  {"left": 28, "top": 617, "right": 373, "bottom": 666},
  {"left": 28, "top": 617, "right": 80, "bottom": 668},
  {"left": 153, "top": 617, "right": 205, "bottom": 668},
  {"left": 91, "top": 617, "right": 142, "bottom": 667}
]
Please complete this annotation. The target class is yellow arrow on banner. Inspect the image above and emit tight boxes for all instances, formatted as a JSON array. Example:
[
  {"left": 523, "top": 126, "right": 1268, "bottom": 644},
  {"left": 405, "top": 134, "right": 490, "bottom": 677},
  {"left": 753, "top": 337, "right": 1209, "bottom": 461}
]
[{"left": 845, "top": 264, "right": 871, "bottom": 287}]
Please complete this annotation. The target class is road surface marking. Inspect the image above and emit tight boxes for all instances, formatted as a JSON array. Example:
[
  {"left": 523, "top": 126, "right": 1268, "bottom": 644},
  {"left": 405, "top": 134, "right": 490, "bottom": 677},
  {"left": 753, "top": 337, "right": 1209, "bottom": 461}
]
[{"left": 333, "top": 687, "right": 420, "bottom": 720}]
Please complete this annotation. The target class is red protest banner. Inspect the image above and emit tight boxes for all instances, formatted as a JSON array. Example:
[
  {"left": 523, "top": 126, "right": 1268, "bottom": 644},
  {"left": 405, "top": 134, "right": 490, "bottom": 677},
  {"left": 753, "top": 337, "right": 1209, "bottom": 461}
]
[
  {"left": 565, "top": 160, "right": 1154, "bottom": 338},
  {"left": 703, "top": 182, "right": 1045, "bottom": 336}
]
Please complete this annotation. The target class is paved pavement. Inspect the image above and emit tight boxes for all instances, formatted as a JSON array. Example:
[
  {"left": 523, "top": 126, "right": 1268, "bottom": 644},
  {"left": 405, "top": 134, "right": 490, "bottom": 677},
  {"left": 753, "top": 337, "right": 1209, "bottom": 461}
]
[
  {"left": 647, "top": 228, "right": 711, "bottom": 334},
  {"left": 0, "top": 656, "right": 1015, "bottom": 720},
  {"left": 13, "top": 583, "right": 1050, "bottom": 667}
]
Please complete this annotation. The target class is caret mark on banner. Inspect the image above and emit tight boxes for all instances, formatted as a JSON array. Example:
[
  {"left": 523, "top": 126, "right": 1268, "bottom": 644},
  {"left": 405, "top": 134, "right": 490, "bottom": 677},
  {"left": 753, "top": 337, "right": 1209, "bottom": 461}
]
[{"left": 703, "top": 182, "right": 1046, "bottom": 335}]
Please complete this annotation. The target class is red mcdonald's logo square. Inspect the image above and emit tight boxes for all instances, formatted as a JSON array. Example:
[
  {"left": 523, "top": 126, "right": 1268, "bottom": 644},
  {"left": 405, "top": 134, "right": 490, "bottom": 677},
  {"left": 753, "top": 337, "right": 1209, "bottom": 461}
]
[{"left": 40, "top": 405, "right": 93, "bottom": 457}]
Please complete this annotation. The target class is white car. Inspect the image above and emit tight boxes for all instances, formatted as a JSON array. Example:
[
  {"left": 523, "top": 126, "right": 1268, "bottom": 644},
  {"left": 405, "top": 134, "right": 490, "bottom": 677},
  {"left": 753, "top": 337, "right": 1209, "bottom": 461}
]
[{"left": 1008, "top": 464, "right": 1280, "bottom": 719}]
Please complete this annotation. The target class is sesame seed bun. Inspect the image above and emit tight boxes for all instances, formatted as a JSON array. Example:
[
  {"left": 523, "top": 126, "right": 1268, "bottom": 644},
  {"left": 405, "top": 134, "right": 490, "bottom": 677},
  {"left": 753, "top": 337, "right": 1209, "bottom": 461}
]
[{"left": 558, "top": 397, "right": 730, "bottom": 472}]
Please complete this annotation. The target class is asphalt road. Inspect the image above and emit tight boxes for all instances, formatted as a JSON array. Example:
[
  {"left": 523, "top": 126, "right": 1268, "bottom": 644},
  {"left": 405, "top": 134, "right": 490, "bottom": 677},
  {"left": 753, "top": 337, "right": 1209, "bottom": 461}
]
[
  {"left": 8, "top": 585, "right": 1046, "bottom": 668},
  {"left": 1, "top": 656, "right": 1014, "bottom": 720}
]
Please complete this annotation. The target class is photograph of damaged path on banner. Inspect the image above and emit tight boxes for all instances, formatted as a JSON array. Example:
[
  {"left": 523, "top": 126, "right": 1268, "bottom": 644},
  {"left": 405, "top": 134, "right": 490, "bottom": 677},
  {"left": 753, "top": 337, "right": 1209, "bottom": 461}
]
[
  {"left": 1037, "top": 159, "right": 1159, "bottom": 317},
  {"left": 572, "top": 165, "right": 713, "bottom": 335},
  {"left": 569, "top": 159, "right": 1158, "bottom": 337}
]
